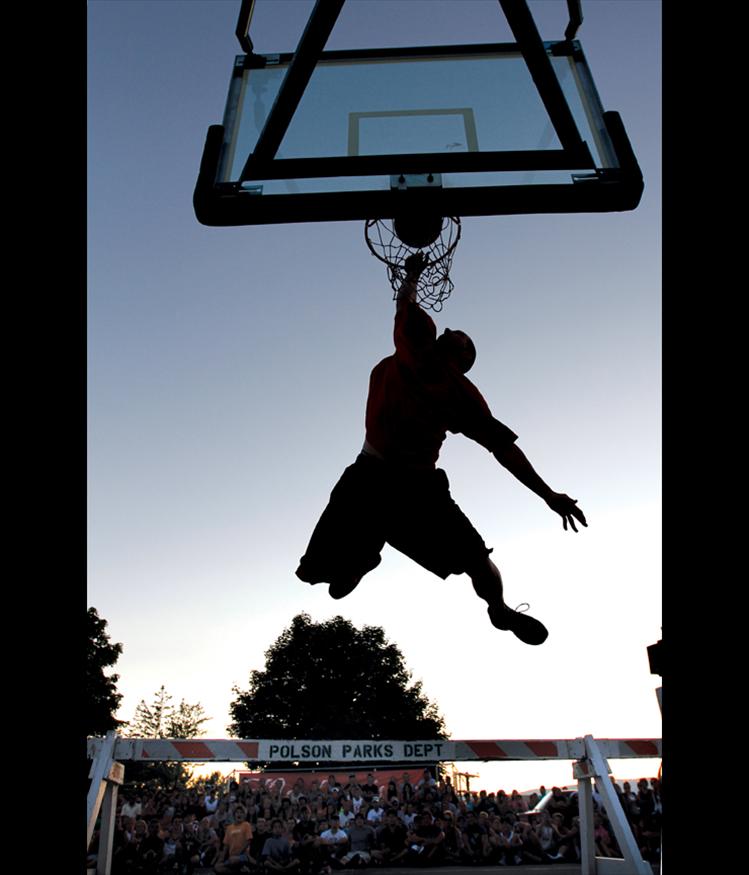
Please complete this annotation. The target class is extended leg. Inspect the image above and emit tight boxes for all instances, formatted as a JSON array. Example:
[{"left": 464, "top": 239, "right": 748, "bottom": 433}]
[{"left": 466, "top": 554, "right": 549, "bottom": 645}]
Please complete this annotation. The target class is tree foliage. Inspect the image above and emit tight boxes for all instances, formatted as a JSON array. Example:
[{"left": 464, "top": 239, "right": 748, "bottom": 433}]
[
  {"left": 228, "top": 614, "right": 446, "bottom": 750},
  {"left": 127, "top": 685, "right": 209, "bottom": 739},
  {"left": 86, "top": 607, "right": 124, "bottom": 737},
  {"left": 124, "top": 685, "right": 210, "bottom": 789}
]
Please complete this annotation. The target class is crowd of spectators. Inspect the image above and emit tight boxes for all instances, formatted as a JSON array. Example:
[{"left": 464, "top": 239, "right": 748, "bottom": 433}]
[{"left": 90, "top": 768, "right": 662, "bottom": 874}]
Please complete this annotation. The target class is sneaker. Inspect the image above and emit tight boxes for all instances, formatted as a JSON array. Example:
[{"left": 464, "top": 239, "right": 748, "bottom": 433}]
[
  {"left": 328, "top": 577, "right": 362, "bottom": 600},
  {"left": 488, "top": 601, "right": 548, "bottom": 645}
]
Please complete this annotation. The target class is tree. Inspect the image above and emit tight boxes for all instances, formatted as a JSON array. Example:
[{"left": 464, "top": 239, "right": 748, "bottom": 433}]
[
  {"left": 86, "top": 607, "right": 124, "bottom": 737},
  {"left": 127, "top": 685, "right": 209, "bottom": 738},
  {"left": 124, "top": 686, "right": 209, "bottom": 789},
  {"left": 228, "top": 613, "right": 446, "bottom": 762}
]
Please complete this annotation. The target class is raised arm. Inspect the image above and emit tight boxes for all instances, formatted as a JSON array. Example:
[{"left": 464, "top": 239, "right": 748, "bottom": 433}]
[{"left": 492, "top": 443, "right": 587, "bottom": 532}]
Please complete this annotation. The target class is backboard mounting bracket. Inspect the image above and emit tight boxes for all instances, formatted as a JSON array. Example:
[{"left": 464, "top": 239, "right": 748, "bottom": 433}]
[{"left": 391, "top": 174, "right": 443, "bottom": 191}]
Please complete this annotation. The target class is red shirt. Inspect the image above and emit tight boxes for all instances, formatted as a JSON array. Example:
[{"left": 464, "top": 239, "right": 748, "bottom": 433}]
[{"left": 365, "top": 302, "right": 517, "bottom": 468}]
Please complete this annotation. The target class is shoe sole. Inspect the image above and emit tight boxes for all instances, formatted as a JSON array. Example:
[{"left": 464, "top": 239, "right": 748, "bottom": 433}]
[{"left": 488, "top": 604, "right": 549, "bottom": 645}]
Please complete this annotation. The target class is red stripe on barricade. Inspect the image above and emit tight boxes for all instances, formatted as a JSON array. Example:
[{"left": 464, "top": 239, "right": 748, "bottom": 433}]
[
  {"left": 466, "top": 741, "right": 507, "bottom": 758},
  {"left": 525, "top": 741, "right": 560, "bottom": 757},
  {"left": 623, "top": 740, "right": 660, "bottom": 756},
  {"left": 237, "top": 742, "right": 259, "bottom": 759},
  {"left": 173, "top": 741, "right": 214, "bottom": 758}
]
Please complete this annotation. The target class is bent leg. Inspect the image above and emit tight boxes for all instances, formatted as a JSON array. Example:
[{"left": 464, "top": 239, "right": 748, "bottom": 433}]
[
  {"left": 296, "top": 456, "right": 386, "bottom": 598},
  {"left": 465, "top": 554, "right": 505, "bottom": 607},
  {"left": 466, "top": 554, "right": 549, "bottom": 645}
]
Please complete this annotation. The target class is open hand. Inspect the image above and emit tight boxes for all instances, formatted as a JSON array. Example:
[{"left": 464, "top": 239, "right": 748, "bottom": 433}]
[
  {"left": 546, "top": 492, "right": 587, "bottom": 532},
  {"left": 404, "top": 251, "right": 428, "bottom": 278}
]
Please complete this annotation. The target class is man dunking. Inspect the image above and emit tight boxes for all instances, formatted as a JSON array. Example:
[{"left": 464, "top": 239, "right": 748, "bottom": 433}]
[{"left": 296, "top": 252, "right": 587, "bottom": 644}]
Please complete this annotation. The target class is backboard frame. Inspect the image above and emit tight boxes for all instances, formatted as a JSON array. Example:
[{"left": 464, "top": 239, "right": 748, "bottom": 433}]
[{"left": 194, "top": 1, "right": 643, "bottom": 227}]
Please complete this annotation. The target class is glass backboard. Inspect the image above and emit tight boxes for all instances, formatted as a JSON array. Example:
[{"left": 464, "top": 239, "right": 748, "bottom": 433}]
[{"left": 195, "top": 41, "right": 642, "bottom": 226}]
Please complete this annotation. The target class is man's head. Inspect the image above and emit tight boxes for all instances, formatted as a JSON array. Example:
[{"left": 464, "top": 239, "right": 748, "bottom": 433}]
[{"left": 436, "top": 328, "right": 476, "bottom": 373}]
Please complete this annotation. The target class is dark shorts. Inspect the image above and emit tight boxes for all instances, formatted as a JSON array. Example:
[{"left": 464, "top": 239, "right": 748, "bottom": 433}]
[{"left": 296, "top": 453, "right": 491, "bottom": 587}]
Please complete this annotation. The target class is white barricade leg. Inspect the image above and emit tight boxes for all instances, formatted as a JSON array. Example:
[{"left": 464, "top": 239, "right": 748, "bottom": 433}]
[
  {"left": 87, "top": 730, "right": 117, "bottom": 849},
  {"left": 96, "top": 779, "right": 119, "bottom": 875},
  {"left": 584, "top": 735, "right": 651, "bottom": 875},
  {"left": 87, "top": 731, "right": 125, "bottom": 875},
  {"left": 577, "top": 775, "right": 597, "bottom": 875}
]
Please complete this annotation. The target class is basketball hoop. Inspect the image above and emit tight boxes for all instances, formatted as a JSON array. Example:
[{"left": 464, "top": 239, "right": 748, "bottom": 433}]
[{"left": 365, "top": 215, "right": 461, "bottom": 311}]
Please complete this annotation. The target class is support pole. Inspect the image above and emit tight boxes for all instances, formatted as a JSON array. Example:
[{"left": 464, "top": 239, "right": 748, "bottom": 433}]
[
  {"left": 583, "top": 735, "right": 651, "bottom": 875},
  {"left": 574, "top": 758, "right": 597, "bottom": 874},
  {"left": 87, "top": 730, "right": 117, "bottom": 849},
  {"left": 87, "top": 731, "right": 125, "bottom": 875},
  {"left": 96, "top": 769, "right": 121, "bottom": 875}
]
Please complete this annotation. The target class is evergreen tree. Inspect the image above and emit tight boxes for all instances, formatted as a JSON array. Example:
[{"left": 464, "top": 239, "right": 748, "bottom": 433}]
[
  {"left": 124, "top": 685, "right": 210, "bottom": 788},
  {"left": 86, "top": 607, "right": 124, "bottom": 736},
  {"left": 127, "top": 685, "right": 209, "bottom": 738}
]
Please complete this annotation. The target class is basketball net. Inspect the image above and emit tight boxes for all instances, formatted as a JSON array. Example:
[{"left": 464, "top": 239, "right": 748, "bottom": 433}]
[{"left": 365, "top": 217, "right": 461, "bottom": 312}]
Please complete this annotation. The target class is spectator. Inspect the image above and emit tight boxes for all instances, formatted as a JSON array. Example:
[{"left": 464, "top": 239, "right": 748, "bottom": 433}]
[
  {"left": 122, "top": 795, "right": 143, "bottom": 821},
  {"left": 338, "top": 799, "right": 355, "bottom": 828},
  {"left": 375, "top": 810, "right": 409, "bottom": 866},
  {"left": 319, "top": 815, "right": 349, "bottom": 868},
  {"left": 307, "top": 780, "right": 323, "bottom": 807},
  {"left": 437, "top": 811, "right": 464, "bottom": 864},
  {"left": 460, "top": 811, "right": 489, "bottom": 864},
  {"left": 650, "top": 778, "right": 663, "bottom": 815},
  {"left": 385, "top": 780, "right": 399, "bottom": 805},
  {"left": 361, "top": 773, "right": 379, "bottom": 802},
  {"left": 553, "top": 814, "right": 581, "bottom": 863},
  {"left": 534, "top": 811, "right": 557, "bottom": 861},
  {"left": 291, "top": 811, "right": 319, "bottom": 875},
  {"left": 215, "top": 805, "right": 254, "bottom": 874},
  {"left": 192, "top": 816, "right": 220, "bottom": 870},
  {"left": 593, "top": 813, "right": 618, "bottom": 859},
  {"left": 341, "top": 813, "right": 378, "bottom": 866},
  {"left": 405, "top": 811, "right": 444, "bottom": 866},
  {"left": 261, "top": 819, "right": 300, "bottom": 872},
  {"left": 636, "top": 778, "right": 656, "bottom": 819},
  {"left": 343, "top": 774, "right": 360, "bottom": 795},
  {"left": 495, "top": 819, "right": 523, "bottom": 867},
  {"left": 250, "top": 818, "right": 272, "bottom": 860},
  {"left": 180, "top": 815, "right": 201, "bottom": 873},
  {"left": 348, "top": 787, "right": 364, "bottom": 814},
  {"left": 290, "top": 779, "right": 307, "bottom": 806},
  {"left": 513, "top": 819, "right": 545, "bottom": 865},
  {"left": 366, "top": 798, "right": 385, "bottom": 825},
  {"left": 400, "top": 802, "right": 418, "bottom": 830},
  {"left": 398, "top": 772, "right": 414, "bottom": 804},
  {"left": 545, "top": 787, "right": 571, "bottom": 824},
  {"left": 325, "top": 775, "right": 342, "bottom": 797},
  {"left": 635, "top": 813, "right": 661, "bottom": 864},
  {"left": 509, "top": 790, "right": 527, "bottom": 814},
  {"left": 474, "top": 790, "right": 491, "bottom": 814},
  {"left": 621, "top": 782, "right": 639, "bottom": 820},
  {"left": 160, "top": 823, "right": 189, "bottom": 872}
]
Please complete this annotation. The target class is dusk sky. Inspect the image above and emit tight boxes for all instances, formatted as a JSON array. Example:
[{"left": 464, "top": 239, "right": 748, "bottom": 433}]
[{"left": 88, "top": 0, "right": 661, "bottom": 792}]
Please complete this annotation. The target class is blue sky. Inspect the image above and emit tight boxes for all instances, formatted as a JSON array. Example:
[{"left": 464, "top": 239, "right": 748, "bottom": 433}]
[{"left": 88, "top": 0, "right": 661, "bottom": 792}]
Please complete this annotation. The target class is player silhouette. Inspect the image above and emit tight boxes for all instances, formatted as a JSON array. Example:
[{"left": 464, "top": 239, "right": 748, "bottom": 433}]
[{"left": 297, "top": 252, "right": 587, "bottom": 644}]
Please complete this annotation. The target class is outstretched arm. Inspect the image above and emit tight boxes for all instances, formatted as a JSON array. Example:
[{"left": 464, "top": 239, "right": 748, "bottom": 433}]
[{"left": 492, "top": 443, "right": 587, "bottom": 532}]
